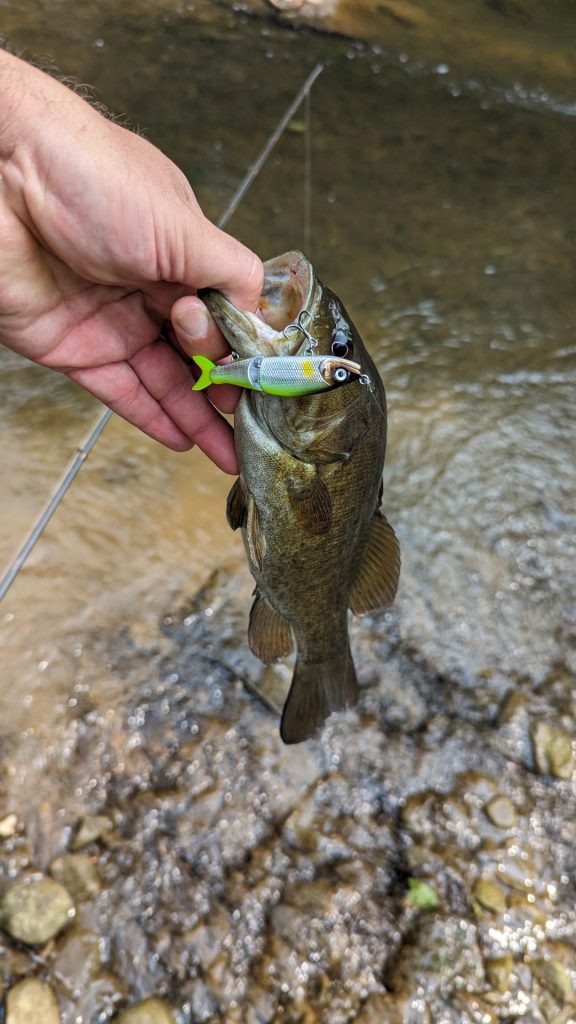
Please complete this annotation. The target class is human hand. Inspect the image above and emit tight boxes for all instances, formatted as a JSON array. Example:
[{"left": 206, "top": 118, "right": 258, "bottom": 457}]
[{"left": 0, "top": 50, "right": 262, "bottom": 473}]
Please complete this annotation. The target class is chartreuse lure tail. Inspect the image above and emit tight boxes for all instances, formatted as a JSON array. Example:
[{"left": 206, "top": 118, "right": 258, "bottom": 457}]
[
  {"left": 191, "top": 354, "right": 362, "bottom": 397},
  {"left": 192, "top": 355, "right": 219, "bottom": 391}
]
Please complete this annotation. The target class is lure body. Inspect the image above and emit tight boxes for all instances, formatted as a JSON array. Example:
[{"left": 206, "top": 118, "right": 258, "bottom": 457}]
[{"left": 192, "top": 354, "right": 362, "bottom": 397}]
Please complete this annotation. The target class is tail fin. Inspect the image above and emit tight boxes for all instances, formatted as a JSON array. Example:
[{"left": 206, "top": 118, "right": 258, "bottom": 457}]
[
  {"left": 280, "top": 649, "right": 358, "bottom": 744},
  {"left": 191, "top": 354, "right": 215, "bottom": 391}
]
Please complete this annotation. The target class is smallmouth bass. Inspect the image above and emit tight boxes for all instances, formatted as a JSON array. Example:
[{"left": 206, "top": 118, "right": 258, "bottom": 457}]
[{"left": 201, "top": 251, "right": 400, "bottom": 744}]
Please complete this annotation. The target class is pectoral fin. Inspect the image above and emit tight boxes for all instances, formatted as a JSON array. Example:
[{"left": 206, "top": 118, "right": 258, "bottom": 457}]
[
  {"left": 286, "top": 472, "right": 332, "bottom": 536},
  {"left": 349, "top": 512, "right": 401, "bottom": 614},
  {"left": 228, "top": 478, "right": 266, "bottom": 569},
  {"left": 226, "top": 477, "right": 247, "bottom": 530},
  {"left": 246, "top": 494, "right": 266, "bottom": 571},
  {"left": 249, "top": 590, "right": 294, "bottom": 663}
]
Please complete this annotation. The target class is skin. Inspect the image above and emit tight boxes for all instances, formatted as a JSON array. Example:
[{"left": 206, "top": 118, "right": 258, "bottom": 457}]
[{"left": 0, "top": 48, "right": 262, "bottom": 473}]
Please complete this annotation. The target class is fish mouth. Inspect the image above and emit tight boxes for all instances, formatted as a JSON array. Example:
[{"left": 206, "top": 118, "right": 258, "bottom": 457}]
[{"left": 200, "top": 251, "right": 319, "bottom": 359}]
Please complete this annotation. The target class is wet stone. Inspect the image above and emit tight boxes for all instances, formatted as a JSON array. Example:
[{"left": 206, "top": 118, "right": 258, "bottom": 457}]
[
  {"left": 72, "top": 814, "right": 113, "bottom": 850},
  {"left": 0, "top": 813, "right": 18, "bottom": 839},
  {"left": 0, "top": 877, "right": 75, "bottom": 945},
  {"left": 532, "top": 722, "right": 574, "bottom": 780},
  {"left": 496, "top": 849, "right": 537, "bottom": 893},
  {"left": 50, "top": 853, "right": 101, "bottom": 902},
  {"left": 485, "top": 954, "right": 514, "bottom": 992},
  {"left": 484, "top": 794, "right": 517, "bottom": 829},
  {"left": 187, "top": 980, "right": 220, "bottom": 1022},
  {"left": 531, "top": 958, "right": 575, "bottom": 1004},
  {"left": 5, "top": 977, "right": 60, "bottom": 1024},
  {"left": 495, "top": 693, "right": 535, "bottom": 770},
  {"left": 114, "top": 998, "right": 176, "bottom": 1024},
  {"left": 473, "top": 877, "right": 508, "bottom": 914}
]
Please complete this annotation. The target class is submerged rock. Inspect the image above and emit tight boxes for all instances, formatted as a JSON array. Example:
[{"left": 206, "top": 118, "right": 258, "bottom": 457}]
[
  {"left": 114, "top": 998, "right": 176, "bottom": 1024},
  {"left": 72, "top": 814, "right": 113, "bottom": 850},
  {"left": 473, "top": 877, "right": 508, "bottom": 915},
  {"left": 0, "top": 877, "right": 75, "bottom": 945},
  {"left": 50, "top": 854, "right": 101, "bottom": 902},
  {"left": 532, "top": 722, "right": 574, "bottom": 780},
  {"left": 5, "top": 977, "right": 60, "bottom": 1024},
  {"left": 0, "top": 813, "right": 18, "bottom": 839},
  {"left": 484, "top": 794, "right": 516, "bottom": 829}
]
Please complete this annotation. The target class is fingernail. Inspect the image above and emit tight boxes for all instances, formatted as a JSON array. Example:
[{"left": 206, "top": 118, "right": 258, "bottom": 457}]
[{"left": 174, "top": 306, "right": 210, "bottom": 342}]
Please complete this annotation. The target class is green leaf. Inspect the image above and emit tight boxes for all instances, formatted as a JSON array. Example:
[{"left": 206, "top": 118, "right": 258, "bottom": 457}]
[
  {"left": 287, "top": 119, "right": 306, "bottom": 133},
  {"left": 407, "top": 878, "right": 439, "bottom": 910}
]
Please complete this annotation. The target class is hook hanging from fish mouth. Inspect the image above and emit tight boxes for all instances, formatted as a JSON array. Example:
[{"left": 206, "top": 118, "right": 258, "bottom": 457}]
[{"left": 282, "top": 310, "right": 318, "bottom": 354}]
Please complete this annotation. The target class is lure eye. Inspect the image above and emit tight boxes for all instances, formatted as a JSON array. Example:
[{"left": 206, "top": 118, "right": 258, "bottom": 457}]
[
  {"left": 331, "top": 330, "right": 349, "bottom": 357},
  {"left": 333, "top": 367, "right": 349, "bottom": 383}
]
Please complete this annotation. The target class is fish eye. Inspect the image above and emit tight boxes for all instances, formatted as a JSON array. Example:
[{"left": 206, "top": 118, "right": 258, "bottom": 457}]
[
  {"left": 334, "top": 367, "right": 349, "bottom": 383},
  {"left": 331, "top": 330, "right": 349, "bottom": 357}
]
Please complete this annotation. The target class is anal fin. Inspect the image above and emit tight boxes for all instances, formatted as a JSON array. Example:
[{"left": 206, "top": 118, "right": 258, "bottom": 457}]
[
  {"left": 249, "top": 591, "right": 294, "bottom": 663},
  {"left": 350, "top": 512, "right": 401, "bottom": 615}
]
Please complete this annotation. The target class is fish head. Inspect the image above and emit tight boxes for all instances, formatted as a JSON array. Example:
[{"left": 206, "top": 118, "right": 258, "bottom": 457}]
[
  {"left": 200, "top": 250, "right": 377, "bottom": 388},
  {"left": 200, "top": 251, "right": 316, "bottom": 359}
]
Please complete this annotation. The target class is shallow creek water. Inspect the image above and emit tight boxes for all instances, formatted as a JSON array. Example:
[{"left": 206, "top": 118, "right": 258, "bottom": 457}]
[{"left": 0, "top": 2, "right": 575, "bottom": 1022}]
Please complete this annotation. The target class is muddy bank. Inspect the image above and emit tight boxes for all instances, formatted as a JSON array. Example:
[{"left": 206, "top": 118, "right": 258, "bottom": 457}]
[{"left": 1, "top": 570, "right": 576, "bottom": 1022}]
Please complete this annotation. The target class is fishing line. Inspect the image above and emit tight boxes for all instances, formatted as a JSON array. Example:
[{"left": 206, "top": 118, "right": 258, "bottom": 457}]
[
  {"left": 0, "top": 62, "right": 324, "bottom": 604},
  {"left": 304, "top": 87, "right": 312, "bottom": 258}
]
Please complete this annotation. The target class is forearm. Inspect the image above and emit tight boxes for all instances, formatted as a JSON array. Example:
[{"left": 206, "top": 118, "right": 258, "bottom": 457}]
[{"left": 0, "top": 48, "right": 30, "bottom": 159}]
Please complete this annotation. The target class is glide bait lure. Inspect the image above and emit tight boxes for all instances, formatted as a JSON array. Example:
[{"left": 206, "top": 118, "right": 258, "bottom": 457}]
[{"left": 191, "top": 354, "right": 363, "bottom": 397}]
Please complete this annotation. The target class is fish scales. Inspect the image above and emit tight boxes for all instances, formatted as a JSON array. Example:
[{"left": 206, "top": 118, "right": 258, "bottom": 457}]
[{"left": 201, "top": 251, "right": 400, "bottom": 743}]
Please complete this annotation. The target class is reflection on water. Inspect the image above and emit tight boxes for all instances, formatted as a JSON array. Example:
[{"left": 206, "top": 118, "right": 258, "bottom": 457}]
[{"left": 1, "top": 0, "right": 575, "bottom": 732}]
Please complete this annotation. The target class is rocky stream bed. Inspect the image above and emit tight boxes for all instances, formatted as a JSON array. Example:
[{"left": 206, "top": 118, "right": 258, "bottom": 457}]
[{"left": 1, "top": 568, "right": 575, "bottom": 1023}]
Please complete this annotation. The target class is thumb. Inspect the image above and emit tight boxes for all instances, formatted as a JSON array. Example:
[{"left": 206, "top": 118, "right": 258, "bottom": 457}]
[{"left": 183, "top": 216, "right": 263, "bottom": 313}]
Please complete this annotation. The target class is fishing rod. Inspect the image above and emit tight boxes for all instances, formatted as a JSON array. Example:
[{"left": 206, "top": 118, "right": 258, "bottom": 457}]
[{"left": 0, "top": 62, "right": 324, "bottom": 604}]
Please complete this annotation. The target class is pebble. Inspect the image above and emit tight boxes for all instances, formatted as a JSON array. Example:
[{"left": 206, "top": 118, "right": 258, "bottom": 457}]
[
  {"left": 0, "top": 877, "right": 75, "bottom": 945},
  {"left": 496, "top": 849, "right": 537, "bottom": 892},
  {"left": 72, "top": 814, "right": 113, "bottom": 850},
  {"left": 484, "top": 955, "right": 514, "bottom": 992},
  {"left": 0, "top": 813, "right": 18, "bottom": 839},
  {"left": 532, "top": 722, "right": 574, "bottom": 780},
  {"left": 50, "top": 854, "right": 101, "bottom": 902},
  {"left": 473, "top": 878, "right": 508, "bottom": 914},
  {"left": 5, "top": 977, "right": 60, "bottom": 1024},
  {"left": 484, "top": 795, "right": 516, "bottom": 829},
  {"left": 531, "top": 958, "right": 574, "bottom": 1004},
  {"left": 114, "top": 997, "right": 177, "bottom": 1024}
]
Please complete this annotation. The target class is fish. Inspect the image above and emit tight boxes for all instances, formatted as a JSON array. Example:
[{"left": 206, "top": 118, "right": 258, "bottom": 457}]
[
  {"left": 200, "top": 251, "right": 400, "bottom": 744},
  {"left": 191, "top": 353, "right": 363, "bottom": 396}
]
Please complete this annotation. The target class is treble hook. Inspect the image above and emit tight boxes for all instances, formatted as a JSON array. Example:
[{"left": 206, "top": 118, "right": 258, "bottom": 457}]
[{"left": 282, "top": 310, "right": 318, "bottom": 353}]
